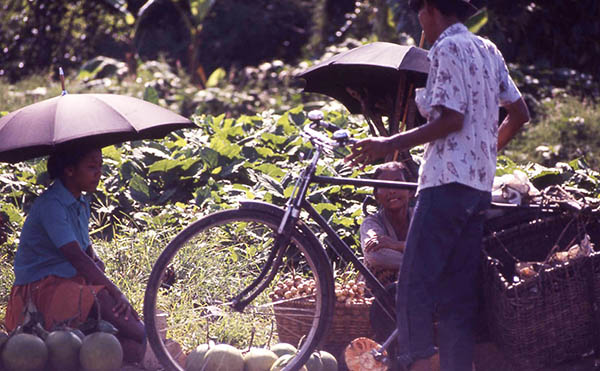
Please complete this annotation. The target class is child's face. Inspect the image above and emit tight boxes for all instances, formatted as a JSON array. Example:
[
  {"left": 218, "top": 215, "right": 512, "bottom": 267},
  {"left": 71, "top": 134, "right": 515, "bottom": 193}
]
[
  {"left": 68, "top": 149, "right": 102, "bottom": 193},
  {"left": 375, "top": 168, "right": 411, "bottom": 212}
]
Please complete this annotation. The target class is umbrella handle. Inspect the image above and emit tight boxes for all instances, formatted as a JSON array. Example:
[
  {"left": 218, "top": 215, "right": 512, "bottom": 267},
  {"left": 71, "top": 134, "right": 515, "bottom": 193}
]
[
  {"left": 59, "top": 67, "right": 68, "bottom": 96},
  {"left": 393, "top": 31, "right": 426, "bottom": 162}
]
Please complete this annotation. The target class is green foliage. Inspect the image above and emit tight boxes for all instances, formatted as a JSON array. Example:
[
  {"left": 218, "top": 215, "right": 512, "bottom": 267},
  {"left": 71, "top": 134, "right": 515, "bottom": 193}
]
[
  {"left": 191, "top": 0, "right": 312, "bottom": 75},
  {"left": 505, "top": 96, "right": 600, "bottom": 169},
  {"left": 0, "top": 0, "right": 131, "bottom": 82},
  {"left": 482, "top": 0, "right": 600, "bottom": 78}
]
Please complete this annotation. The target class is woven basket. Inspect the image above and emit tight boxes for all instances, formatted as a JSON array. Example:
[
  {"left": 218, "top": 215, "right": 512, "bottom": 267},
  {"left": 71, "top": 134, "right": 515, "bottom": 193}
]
[
  {"left": 273, "top": 298, "right": 374, "bottom": 358},
  {"left": 482, "top": 214, "right": 600, "bottom": 369}
]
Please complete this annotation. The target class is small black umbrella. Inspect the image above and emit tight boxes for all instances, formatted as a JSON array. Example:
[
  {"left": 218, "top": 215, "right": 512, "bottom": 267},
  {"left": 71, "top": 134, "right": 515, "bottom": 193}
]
[
  {"left": 297, "top": 42, "right": 429, "bottom": 115},
  {"left": 0, "top": 93, "right": 195, "bottom": 163}
]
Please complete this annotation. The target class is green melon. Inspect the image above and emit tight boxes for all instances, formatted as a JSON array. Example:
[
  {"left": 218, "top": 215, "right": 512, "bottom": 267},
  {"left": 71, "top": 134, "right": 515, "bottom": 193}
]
[
  {"left": 79, "top": 332, "right": 123, "bottom": 371},
  {"left": 0, "top": 332, "right": 9, "bottom": 349},
  {"left": 70, "top": 328, "right": 86, "bottom": 341},
  {"left": 45, "top": 330, "right": 82, "bottom": 371},
  {"left": 185, "top": 343, "right": 210, "bottom": 371},
  {"left": 305, "top": 352, "right": 323, "bottom": 371},
  {"left": 270, "top": 354, "right": 308, "bottom": 371},
  {"left": 319, "top": 350, "right": 338, "bottom": 371},
  {"left": 243, "top": 347, "right": 278, "bottom": 371},
  {"left": 202, "top": 344, "right": 244, "bottom": 371},
  {"left": 270, "top": 343, "right": 297, "bottom": 358},
  {"left": 2, "top": 333, "right": 48, "bottom": 371}
]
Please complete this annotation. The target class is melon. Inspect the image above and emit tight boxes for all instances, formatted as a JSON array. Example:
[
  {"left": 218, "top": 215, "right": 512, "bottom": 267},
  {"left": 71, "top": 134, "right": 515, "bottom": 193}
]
[
  {"left": 202, "top": 344, "right": 244, "bottom": 371},
  {"left": 270, "top": 343, "right": 297, "bottom": 358},
  {"left": 2, "top": 333, "right": 48, "bottom": 371},
  {"left": 0, "top": 332, "right": 9, "bottom": 349},
  {"left": 305, "top": 352, "right": 323, "bottom": 371},
  {"left": 185, "top": 343, "right": 210, "bottom": 371},
  {"left": 70, "top": 328, "right": 86, "bottom": 340},
  {"left": 319, "top": 350, "right": 338, "bottom": 371},
  {"left": 270, "top": 354, "right": 308, "bottom": 371},
  {"left": 79, "top": 332, "right": 123, "bottom": 371},
  {"left": 45, "top": 330, "right": 82, "bottom": 371},
  {"left": 243, "top": 347, "right": 278, "bottom": 371}
]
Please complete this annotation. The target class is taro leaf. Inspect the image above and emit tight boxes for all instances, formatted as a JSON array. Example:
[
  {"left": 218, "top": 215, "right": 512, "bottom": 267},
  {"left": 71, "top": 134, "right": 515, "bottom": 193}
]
[
  {"left": 129, "top": 173, "right": 151, "bottom": 203},
  {"left": 148, "top": 158, "right": 185, "bottom": 173},
  {"left": 261, "top": 132, "right": 287, "bottom": 146},
  {"left": 1, "top": 203, "right": 24, "bottom": 224},
  {"left": 219, "top": 161, "right": 246, "bottom": 178},
  {"left": 529, "top": 169, "right": 564, "bottom": 190},
  {"left": 276, "top": 112, "right": 297, "bottom": 135},
  {"left": 210, "top": 137, "right": 242, "bottom": 159},
  {"left": 102, "top": 145, "right": 122, "bottom": 163},
  {"left": 199, "top": 147, "right": 220, "bottom": 169},
  {"left": 313, "top": 202, "right": 337, "bottom": 214},
  {"left": 255, "top": 146, "right": 276, "bottom": 158},
  {"left": 241, "top": 146, "right": 259, "bottom": 162},
  {"left": 120, "top": 160, "right": 143, "bottom": 182},
  {"left": 255, "top": 163, "right": 285, "bottom": 179},
  {"left": 287, "top": 106, "right": 306, "bottom": 127},
  {"left": 332, "top": 213, "right": 356, "bottom": 228}
]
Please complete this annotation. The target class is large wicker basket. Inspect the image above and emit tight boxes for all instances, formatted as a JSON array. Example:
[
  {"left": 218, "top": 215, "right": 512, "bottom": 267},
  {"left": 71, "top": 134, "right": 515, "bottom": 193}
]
[
  {"left": 482, "top": 214, "right": 600, "bottom": 369},
  {"left": 273, "top": 298, "right": 374, "bottom": 359}
]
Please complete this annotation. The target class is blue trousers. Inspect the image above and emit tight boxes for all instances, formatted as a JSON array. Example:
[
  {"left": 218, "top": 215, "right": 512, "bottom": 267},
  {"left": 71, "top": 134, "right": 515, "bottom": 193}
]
[{"left": 395, "top": 183, "right": 490, "bottom": 371}]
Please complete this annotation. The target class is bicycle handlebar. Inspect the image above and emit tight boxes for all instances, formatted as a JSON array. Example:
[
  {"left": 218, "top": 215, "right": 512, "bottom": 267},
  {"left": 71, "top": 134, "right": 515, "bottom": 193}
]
[{"left": 304, "top": 110, "right": 357, "bottom": 149}]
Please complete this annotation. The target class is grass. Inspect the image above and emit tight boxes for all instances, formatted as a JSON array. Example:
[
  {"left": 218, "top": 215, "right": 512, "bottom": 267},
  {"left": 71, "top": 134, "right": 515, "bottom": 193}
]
[{"left": 504, "top": 95, "right": 600, "bottom": 169}]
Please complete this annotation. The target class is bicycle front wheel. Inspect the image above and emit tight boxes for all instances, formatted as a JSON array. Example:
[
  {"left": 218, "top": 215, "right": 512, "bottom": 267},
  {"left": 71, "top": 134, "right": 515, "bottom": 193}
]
[{"left": 144, "top": 206, "right": 335, "bottom": 371}]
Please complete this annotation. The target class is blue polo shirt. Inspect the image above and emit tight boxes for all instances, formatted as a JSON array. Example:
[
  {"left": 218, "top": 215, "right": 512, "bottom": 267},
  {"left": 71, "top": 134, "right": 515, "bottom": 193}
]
[{"left": 13, "top": 179, "right": 91, "bottom": 285}]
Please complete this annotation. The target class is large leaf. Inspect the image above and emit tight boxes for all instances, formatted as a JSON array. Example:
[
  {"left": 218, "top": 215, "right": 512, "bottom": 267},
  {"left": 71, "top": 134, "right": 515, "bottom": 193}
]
[
  {"left": 209, "top": 137, "right": 242, "bottom": 159},
  {"left": 129, "top": 173, "right": 151, "bottom": 202}
]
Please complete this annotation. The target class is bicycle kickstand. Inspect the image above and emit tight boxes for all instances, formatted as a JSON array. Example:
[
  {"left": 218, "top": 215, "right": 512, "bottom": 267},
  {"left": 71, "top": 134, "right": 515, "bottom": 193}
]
[{"left": 371, "top": 328, "right": 400, "bottom": 363}]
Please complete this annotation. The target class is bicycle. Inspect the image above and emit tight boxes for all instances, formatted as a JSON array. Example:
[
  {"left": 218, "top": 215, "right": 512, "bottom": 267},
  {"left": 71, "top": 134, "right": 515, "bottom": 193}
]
[{"left": 142, "top": 110, "right": 577, "bottom": 371}]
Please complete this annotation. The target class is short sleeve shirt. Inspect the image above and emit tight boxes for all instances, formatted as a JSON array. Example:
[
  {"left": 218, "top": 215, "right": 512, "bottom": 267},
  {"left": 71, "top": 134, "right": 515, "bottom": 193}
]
[
  {"left": 360, "top": 209, "right": 404, "bottom": 269},
  {"left": 417, "top": 23, "right": 522, "bottom": 192},
  {"left": 14, "top": 179, "right": 91, "bottom": 285}
]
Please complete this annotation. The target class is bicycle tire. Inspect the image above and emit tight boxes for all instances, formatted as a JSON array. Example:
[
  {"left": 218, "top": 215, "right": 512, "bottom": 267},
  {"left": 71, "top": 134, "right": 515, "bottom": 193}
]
[{"left": 144, "top": 206, "right": 335, "bottom": 371}]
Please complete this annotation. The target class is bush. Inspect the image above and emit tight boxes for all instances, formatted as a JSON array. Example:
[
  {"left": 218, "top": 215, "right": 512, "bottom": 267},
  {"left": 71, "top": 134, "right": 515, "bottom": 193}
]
[{"left": 0, "top": 0, "right": 131, "bottom": 82}]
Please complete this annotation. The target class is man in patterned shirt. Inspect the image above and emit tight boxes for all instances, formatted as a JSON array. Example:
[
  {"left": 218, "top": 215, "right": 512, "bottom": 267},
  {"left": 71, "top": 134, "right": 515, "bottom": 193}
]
[{"left": 346, "top": 0, "right": 530, "bottom": 370}]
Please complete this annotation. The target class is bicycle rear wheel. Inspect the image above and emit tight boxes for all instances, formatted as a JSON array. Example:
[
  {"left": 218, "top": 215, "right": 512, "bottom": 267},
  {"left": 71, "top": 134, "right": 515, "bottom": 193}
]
[{"left": 144, "top": 206, "right": 335, "bottom": 371}]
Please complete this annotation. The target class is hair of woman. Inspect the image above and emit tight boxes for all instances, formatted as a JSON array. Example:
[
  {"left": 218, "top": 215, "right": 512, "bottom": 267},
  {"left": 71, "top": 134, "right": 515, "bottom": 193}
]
[{"left": 47, "top": 147, "right": 99, "bottom": 180}]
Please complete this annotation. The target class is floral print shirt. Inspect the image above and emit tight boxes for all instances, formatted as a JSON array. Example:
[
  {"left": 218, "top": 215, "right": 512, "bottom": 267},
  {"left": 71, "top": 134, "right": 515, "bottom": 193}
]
[{"left": 416, "top": 23, "right": 522, "bottom": 192}]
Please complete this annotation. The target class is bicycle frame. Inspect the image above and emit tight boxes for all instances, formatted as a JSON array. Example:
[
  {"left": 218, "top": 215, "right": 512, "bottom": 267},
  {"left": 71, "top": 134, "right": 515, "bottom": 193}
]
[{"left": 275, "top": 142, "right": 419, "bottom": 325}]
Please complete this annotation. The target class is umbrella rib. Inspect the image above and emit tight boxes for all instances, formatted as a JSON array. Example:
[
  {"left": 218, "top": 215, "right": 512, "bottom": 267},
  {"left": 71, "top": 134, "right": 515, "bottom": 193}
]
[{"left": 89, "top": 95, "right": 138, "bottom": 133}]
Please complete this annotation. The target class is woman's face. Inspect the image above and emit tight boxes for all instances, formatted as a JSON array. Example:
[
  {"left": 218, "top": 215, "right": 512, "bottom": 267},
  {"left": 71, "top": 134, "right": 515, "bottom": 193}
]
[
  {"left": 375, "top": 168, "right": 411, "bottom": 212},
  {"left": 68, "top": 149, "right": 103, "bottom": 193}
]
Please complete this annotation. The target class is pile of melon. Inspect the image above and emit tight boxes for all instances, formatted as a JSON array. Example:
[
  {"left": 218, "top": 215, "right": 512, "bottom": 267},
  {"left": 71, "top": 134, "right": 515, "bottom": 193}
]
[
  {"left": 0, "top": 328, "right": 123, "bottom": 371},
  {"left": 184, "top": 342, "right": 338, "bottom": 371}
]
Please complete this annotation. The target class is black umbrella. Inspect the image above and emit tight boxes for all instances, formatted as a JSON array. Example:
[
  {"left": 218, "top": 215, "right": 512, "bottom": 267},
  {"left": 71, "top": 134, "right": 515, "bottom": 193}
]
[
  {"left": 297, "top": 42, "right": 429, "bottom": 115},
  {"left": 0, "top": 93, "right": 195, "bottom": 163}
]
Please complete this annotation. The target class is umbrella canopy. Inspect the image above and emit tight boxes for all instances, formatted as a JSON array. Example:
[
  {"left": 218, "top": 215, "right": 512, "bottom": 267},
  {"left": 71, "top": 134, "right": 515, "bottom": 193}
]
[
  {"left": 0, "top": 93, "right": 195, "bottom": 163},
  {"left": 297, "top": 42, "right": 429, "bottom": 114}
]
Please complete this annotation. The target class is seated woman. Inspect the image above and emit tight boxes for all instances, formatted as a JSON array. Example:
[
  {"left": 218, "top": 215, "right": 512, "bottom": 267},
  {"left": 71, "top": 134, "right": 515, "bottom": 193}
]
[
  {"left": 360, "top": 161, "right": 413, "bottom": 287},
  {"left": 4, "top": 147, "right": 145, "bottom": 364}
]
